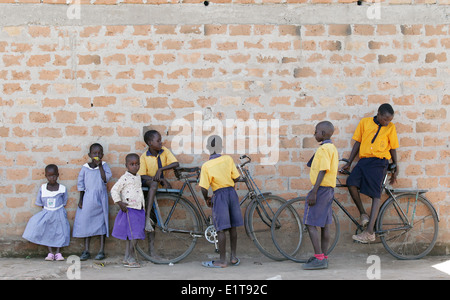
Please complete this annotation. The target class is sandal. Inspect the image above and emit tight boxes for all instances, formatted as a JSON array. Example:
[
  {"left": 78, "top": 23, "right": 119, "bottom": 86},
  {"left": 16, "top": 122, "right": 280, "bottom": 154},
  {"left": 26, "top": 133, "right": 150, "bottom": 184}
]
[
  {"left": 230, "top": 257, "right": 240, "bottom": 266},
  {"left": 124, "top": 261, "right": 141, "bottom": 268},
  {"left": 201, "top": 260, "right": 226, "bottom": 268}
]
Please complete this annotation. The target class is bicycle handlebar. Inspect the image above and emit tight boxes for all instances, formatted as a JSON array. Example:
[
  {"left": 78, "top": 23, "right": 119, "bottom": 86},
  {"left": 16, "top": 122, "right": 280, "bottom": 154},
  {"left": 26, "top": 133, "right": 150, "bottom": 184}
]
[{"left": 239, "top": 154, "right": 251, "bottom": 168}]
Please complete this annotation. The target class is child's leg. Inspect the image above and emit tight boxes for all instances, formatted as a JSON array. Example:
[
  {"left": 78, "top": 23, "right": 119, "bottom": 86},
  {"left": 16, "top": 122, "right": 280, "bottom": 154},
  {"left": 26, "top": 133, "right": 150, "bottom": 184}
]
[
  {"left": 348, "top": 185, "right": 367, "bottom": 216},
  {"left": 306, "top": 225, "right": 322, "bottom": 255},
  {"left": 367, "top": 197, "right": 381, "bottom": 234},
  {"left": 124, "top": 239, "right": 130, "bottom": 262},
  {"left": 99, "top": 234, "right": 105, "bottom": 252},
  {"left": 145, "top": 181, "right": 158, "bottom": 232},
  {"left": 84, "top": 237, "right": 91, "bottom": 252},
  {"left": 215, "top": 230, "right": 227, "bottom": 267},
  {"left": 229, "top": 227, "right": 238, "bottom": 264},
  {"left": 321, "top": 224, "right": 330, "bottom": 256}
]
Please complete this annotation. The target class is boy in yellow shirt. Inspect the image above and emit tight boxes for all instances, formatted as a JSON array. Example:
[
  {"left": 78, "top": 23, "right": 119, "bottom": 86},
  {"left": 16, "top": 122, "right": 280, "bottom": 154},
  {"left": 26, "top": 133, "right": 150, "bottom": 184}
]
[
  {"left": 199, "top": 135, "right": 243, "bottom": 268},
  {"left": 138, "top": 130, "right": 179, "bottom": 256},
  {"left": 303, "top": 121, "right": 339, "bottom": 270},
  {"left": 341, "top": 103, "right": 399, "bottom": 243}
]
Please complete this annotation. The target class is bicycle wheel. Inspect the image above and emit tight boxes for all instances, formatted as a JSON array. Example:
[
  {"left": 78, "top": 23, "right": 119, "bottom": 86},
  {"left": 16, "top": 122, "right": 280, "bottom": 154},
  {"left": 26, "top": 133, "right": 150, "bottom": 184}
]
[
  {"left": 246, "top": 194, "right": 292, "bottom": 261},
  {"left": 136, "top": 194, "right": 201, "bottom": 264},
  {"left": 377, "top": 193, "right": 438, "bottom": 260},
  {"left": 272, "top": 197, "right": 340, "bottom": 263},
  {"left": 270, "top": 197, "right": 303, "bottom": 262}
]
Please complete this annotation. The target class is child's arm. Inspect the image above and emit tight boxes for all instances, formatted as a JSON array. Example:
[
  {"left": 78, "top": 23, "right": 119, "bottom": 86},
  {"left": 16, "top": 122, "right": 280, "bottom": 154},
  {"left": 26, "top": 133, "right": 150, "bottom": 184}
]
[
  {"left": 342, "top": 141, "right": 360, "bottom": 172},
  {"left": 306, "top": 171, "right": 326, "bottom": 207},
  {"left": 389, "top": 149, "right": 398, "bottom": 184},
  {"left": 153, "top": 162, "right": 179, "bottom": 182},
  {"left": 78, "top": 191, "right": 84, "bottom": 209},
  {"left": 201, "top": 187, "right": 212, "bottom": 207}
]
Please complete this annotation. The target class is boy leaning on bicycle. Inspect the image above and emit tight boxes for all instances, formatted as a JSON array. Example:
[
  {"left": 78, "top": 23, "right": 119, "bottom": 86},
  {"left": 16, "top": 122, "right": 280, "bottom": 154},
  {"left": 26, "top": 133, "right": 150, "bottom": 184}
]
[{"left": 341, "top": 103, "right": 399, "bottom": 244}]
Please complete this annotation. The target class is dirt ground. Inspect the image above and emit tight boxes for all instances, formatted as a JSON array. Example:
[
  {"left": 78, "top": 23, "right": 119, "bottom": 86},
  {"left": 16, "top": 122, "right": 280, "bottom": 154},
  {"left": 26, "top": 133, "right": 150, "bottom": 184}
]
[{"left": 1, "top": 237, "right": 449, "bottom": 283}]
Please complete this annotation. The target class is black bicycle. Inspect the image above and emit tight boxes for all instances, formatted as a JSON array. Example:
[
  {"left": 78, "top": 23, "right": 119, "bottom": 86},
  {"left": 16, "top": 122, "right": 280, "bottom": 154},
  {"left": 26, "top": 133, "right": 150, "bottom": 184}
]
[
  {"left": 271, "top": 160, "right": 439, "bottom": 261},
  {"left": 136, "top": 155, "right": 297, "bottom": 264}
]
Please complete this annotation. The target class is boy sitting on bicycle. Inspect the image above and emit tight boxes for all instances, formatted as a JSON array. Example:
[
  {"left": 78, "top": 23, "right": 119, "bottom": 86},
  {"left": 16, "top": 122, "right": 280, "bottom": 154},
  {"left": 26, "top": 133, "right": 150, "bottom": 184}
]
[
  {"left": 199, "top": 135, "right": 243, "bottom": 268},
  {"left": 341, "top": 103, "right": 399, "bottom": 243},
  {"left": 138, "top": 129, "right": 179, "bottom": 255},
  {"left": 303, "top": 121, "right": 339, "bottom": 270}
]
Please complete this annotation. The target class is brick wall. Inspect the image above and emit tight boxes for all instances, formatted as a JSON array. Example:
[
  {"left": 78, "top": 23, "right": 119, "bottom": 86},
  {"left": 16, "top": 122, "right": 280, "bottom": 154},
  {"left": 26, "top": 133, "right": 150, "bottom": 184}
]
[{"left": 0, "top": 2, "right": 449, "bottom": 255}]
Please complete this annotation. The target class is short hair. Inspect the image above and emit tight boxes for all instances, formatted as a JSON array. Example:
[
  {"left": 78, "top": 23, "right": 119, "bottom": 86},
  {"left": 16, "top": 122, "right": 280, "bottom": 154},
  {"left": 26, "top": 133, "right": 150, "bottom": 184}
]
[
  {"left": 125, "top": 153, "right": 139, "bottom": 164},
  {"left": 206, "top": 135, "right": 223, "bottom": 154},
  {"left": 378, "top": 103, "right": 394, "bottom": 116},
  {"left": 143, "top": 130, "right": 160, "bottom": 144},
  {"left": 45, "top": 164, "right": 58, "bottom": 173},
  {"left": 317, "top": 120, "right": 334, "bottom": 133},
  {"left": 89, "top": 143, "right": 103, "bottom": 153}
]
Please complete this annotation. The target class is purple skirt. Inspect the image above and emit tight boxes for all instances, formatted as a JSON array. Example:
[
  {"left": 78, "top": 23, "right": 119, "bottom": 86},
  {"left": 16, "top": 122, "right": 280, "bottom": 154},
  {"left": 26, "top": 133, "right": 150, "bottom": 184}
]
[{"left": 112, "top": 208, "right": 145, "bottom": 240}]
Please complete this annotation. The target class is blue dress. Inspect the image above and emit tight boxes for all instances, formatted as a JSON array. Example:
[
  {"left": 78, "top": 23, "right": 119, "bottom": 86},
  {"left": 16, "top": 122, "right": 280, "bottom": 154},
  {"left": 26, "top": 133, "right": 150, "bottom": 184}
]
[
  {"left": 22, "top": 184, "right": 70, "bottom": 248},
  {"left": 73, "top": 162, "right": 112, "bottom": 238}
]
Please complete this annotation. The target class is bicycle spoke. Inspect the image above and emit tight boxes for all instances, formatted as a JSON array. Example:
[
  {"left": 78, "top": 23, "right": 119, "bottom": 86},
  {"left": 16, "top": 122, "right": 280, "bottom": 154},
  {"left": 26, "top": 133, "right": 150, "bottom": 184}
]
[{"left": 378, "top": 193, "right": 438, "bottom": 260}]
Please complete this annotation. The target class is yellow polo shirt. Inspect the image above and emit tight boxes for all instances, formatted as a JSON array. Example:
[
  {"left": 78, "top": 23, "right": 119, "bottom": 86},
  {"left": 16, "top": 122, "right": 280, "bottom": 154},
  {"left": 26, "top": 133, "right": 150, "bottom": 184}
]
[
  {"left": 309, "top": 143, "right": 339, "bottom": 188},
  {"left": 199, "top": 155, "right": 240, "bottom": 191},
  {"left": 138, "top": 146, "right": 178, "bottom": 177},
  {"left": 353, "top": 117, "right": 399, "bottom": 160}
]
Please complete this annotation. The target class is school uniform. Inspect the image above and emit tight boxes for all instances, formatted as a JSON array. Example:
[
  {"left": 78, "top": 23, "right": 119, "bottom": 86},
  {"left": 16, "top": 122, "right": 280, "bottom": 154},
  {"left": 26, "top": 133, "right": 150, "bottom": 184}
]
[
  {"left": 22, "top": 184, "right": 71, "bottom": 248},
  {"left": 111, "top": 171, "right": 146, "bottom": 240},
  {"left": 347, "top": 116, "right": 399, "bottom": 198},
  {"left": 138, "top": 146, "right": 178, "bottom": 179},
  {"left": 199, "top": 154, "right": 243, "bottom": 232},
  {"left": 304, "top": 140, "right": 339, "bottom": 228},
  {"left": 73, "top": 162, "right": 112, "bottom": 238}
]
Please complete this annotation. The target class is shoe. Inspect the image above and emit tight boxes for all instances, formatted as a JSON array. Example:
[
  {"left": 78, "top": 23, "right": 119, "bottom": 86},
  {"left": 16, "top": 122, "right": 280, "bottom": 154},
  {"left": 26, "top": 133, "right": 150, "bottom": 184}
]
[
  {"left": 145, "top": 217, "right": 154, "bottom": 232},
  {"left": 80, "top": 250, "right": 91, "bottom": 261},
  {"left": 352, "top": 231, "right": 375, "bottom": 243},
  {"left": 302, "top": 257, "right": 328, "bottom": 270},
  {"left": 95, "top": 251, "right": 105, "bottom": 260},
  {"left": 54, "top": 253, "right": 64, "bottom": 261},
  {"left": 45, "top": 253, "right": 54, "bottom": 261}
]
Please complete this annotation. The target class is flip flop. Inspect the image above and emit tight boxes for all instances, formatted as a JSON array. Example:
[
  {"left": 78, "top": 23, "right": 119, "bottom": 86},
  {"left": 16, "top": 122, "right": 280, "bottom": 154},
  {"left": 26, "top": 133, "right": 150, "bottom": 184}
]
[
  {"left": 230, "top": 258, "right": 240, "bottom": 266},
  {"left": 201, "top": 260, "right": 226, "bottom": 268},
  {"left": 124, "top": 261, "right": 141, "bottom": 268}
]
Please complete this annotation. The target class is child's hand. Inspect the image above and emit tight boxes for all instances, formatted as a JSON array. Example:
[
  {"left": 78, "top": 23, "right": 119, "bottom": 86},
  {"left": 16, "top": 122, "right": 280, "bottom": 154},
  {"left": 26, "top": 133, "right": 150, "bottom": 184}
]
[
  {"left": 206, "top": 196, "right": 213, "bottom": 207},
  {"left": 389, "top": 168, "right": 399, "bottom": 185},
  {"left": 306, "top": 192, "right": 317, "bottom": 207},
  {"left": 153, "top": 169, "right": 163, "bottom": 182},
  {"left": 160, "top": 178, "right": 172, "bottom": 189},
  {"left": 118, "top": 201, "right": 128, "bottom": 213}
]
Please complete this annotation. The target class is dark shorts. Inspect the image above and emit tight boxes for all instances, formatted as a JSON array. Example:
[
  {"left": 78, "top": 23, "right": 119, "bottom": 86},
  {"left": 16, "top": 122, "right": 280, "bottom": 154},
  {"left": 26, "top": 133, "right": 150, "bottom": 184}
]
[
  {"left": 347, "top": 157, "right": 388, "bottom": 199},
  {"left": 112, "top": 208, "right": 146, "bottom": 240},
  {"left": 212, "top": 187, "right": 243, "bottom": 232},
  {"left": 303, "top": 186, "right": 334, "bottom": 227}
]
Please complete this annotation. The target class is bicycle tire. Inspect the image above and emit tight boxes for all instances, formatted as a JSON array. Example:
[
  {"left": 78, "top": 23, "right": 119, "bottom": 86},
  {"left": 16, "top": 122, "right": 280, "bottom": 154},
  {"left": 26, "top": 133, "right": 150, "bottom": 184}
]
[
  {"left": 272, "top": 197, "right": 340, "bottom": 263},
  {"left": 377, "top": 193, "right": 438, "bottom": 260},
  {"left": 246, "top": 194, "right": 293, "bottom": 261},
  {"left": 136, "top": 194, "right": 201, "bottom": 264}
]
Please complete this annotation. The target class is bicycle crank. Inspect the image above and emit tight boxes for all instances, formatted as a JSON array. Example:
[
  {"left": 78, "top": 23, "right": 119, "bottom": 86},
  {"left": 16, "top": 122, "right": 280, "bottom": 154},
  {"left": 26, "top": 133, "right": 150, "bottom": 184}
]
[{"left": 205, "top": 225, "right": 219, "bottom": 253}]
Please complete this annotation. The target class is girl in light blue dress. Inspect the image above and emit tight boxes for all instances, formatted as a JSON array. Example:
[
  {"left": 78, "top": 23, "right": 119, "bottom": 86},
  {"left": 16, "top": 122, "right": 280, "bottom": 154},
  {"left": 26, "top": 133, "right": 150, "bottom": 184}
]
[
  {"left": 22, "top": 164, "right": 70, "bottom": 261},
  {"left": 73, "top": 143, "right": 112, "bottom": 261}
]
